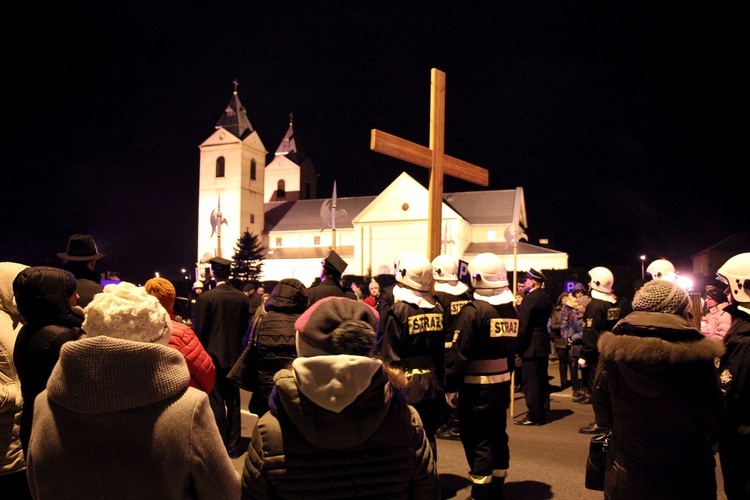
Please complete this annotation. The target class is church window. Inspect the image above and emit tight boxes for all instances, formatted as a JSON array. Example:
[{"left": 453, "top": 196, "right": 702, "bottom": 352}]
[
  {"left": 250, "top": 214, "right": 255, "bottom": 224},
  {"left": 216, "top": 157, "right": 225, "bottom": 177},
  {"left": 277, "top": 179, "right": 286, "bottom": 200},
  {"left": 275, "top": 237, "right": 282, "bottom": 247},
  {"left": 251, "top": 160, "right": 257, "bottom": 181},
  {"left": 314, "top": 236, "right": 320, "bottom": 245}
]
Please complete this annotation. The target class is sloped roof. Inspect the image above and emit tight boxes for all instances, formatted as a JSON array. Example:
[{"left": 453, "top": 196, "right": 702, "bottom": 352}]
[
  {"left": 265, "top": 196, "right": 377, "bottom": 232},
  {"left": 443, "top": 190, "right": 517, "bottom": 224},
  {"left": 264, "top": 173, "right": 527, "bottom": 233},
  {"left": 215, "top": 88, "right": 254, "bottom": 140}
]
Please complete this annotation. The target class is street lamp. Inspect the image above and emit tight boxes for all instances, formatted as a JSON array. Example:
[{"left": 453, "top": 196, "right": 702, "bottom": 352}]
[{"left": 640, "top": 255, "right": 646, "bottom": 279}]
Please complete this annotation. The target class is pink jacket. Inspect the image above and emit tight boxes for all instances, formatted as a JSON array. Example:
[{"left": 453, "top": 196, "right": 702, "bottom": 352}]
[{"left": 169, "top": 315, "right": 216, "bottom": 393}]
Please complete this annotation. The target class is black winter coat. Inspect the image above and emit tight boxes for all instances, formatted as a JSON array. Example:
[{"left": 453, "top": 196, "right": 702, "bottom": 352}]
[
  {"left": 12, "top": 266, "right": 84, "bottom": 453},
  {"left": 230, "top": 279, "right": 308, "bottom": 415},
  {"left": 594, "top": 311, "right": 726, "bottom": 500}
]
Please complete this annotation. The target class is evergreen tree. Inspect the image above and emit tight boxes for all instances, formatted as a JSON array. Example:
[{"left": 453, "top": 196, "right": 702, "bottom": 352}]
[{"left": 231, "top": 231, "right": 264, "bottom": 283}]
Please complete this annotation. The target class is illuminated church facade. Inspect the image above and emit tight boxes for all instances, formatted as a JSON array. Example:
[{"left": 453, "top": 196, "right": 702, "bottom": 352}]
[{"left": 196, "top": 85, "right": 568, "bottom": 287}]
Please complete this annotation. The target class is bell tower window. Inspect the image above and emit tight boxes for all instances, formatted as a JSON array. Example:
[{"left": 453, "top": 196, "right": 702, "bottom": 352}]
[
  {"left": 250, "top": 159, "right": 257, "bottom": 181},
  {"left": 277, "top": 179, "right": 286, "bottom": 200},
  {"left": 216, "top": 157, "right": 225, "bottom": 177}
]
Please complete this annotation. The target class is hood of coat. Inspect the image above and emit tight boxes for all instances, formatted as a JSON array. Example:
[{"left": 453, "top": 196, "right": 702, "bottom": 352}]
[
  {"left": 13, "top": 266, "right": 84, "bottom": 329},
  {"left": 47, "top": 336, "right": 190, "bottom": 413},
  {"left": 0, "top": 262, "right": 28, "bottom": 320},
  {"left": 598, "top": 311, "right": 725, "bottom": 398},
  {"left": 270, "top": 361, "right": 399, "bottom": 449},
  {"left": 266, "top": 278, "right": 308, "bottom": 314}
]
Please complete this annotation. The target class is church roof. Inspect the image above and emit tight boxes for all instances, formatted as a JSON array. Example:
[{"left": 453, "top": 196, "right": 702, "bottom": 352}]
[
  {"left": 275, "top": 114, "right": 297, "bottom": 156},
  {"left": 215, "top": 82, "right": 254, "bottom": 140},
  {"left": 265, "top": 196, "right": 377, "bottom": 232},
  {"left": 442, "top": 190, "right": 517, "bottom": 224},
  {"left": 264, "top": 190, "right": 521, "bottom": 232}
]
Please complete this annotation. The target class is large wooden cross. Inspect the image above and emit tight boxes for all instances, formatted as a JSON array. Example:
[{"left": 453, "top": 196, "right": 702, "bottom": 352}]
[{"left": 371, "top": 68, "right": 489, "bottom": 260}]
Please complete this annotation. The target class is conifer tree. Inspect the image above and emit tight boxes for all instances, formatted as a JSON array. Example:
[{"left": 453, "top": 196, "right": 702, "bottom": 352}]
[{"left": 231, "top": 231, "right": 264, "bottom": 283}]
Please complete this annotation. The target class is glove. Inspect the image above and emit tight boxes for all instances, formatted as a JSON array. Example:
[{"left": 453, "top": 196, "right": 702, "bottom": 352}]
[
  {"left": 578, "top": 358, "right": 587, "bottom": 368},
  {"left": 445, "top": 392, "right": 458, "bottom": 408}
]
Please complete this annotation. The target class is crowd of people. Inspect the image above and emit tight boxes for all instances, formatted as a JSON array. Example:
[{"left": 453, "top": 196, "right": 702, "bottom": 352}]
[{"left": 1, "top": 232, "right": 748, "bottom": 499}]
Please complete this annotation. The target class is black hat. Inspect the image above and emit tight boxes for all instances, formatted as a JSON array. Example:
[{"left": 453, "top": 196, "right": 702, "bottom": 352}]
[
  {"left": 209, "top": 256, "right": 232, "bottom": 269},
  {"left": 525, "top": 268, "right": 547, "bottom": 283},
  {"left": 322, "top": 249, "right": 348, "bottom": 276},
  {"left": 57, "top": 234, "right": 105, "bottom": 261}
]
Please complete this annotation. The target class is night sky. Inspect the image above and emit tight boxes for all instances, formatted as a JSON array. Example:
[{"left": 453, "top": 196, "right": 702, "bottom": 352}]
[{"left": 3, "top": 2, "right": 747, "bottom": 285}]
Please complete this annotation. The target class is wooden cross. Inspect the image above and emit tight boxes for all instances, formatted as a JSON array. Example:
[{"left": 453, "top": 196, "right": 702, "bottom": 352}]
[{"left": 371, "top": 68, "right": 489, "bottom": 260}]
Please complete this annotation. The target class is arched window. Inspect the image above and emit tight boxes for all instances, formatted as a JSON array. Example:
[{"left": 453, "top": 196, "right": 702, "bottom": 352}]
[
  {"left": 250, "top": 159, "right": 257, "bottom": 181},
  {"left": 277, "top": 179, "right": 286, "bottom": 200},
  {"left": 216, "top": 157, "right": 225, "bottom": 177}
]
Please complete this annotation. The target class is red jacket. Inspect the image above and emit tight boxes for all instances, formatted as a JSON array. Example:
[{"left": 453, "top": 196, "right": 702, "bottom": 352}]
[{"left": 168, "top": 315, "right": 215, "bottom": 393}]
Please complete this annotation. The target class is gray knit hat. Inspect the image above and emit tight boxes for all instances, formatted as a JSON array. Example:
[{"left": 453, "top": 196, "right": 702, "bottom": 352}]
[{"left": 632, "top": 279, "right": 690, "bottom": 316}]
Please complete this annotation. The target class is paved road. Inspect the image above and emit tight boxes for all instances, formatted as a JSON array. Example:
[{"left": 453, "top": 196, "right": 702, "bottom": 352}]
[{"left": 232, "top": 361, "right": 727, "bottom": 499}]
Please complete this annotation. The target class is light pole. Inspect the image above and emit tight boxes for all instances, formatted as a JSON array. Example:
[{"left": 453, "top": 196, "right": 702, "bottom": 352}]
[{"left": 640, "top": 255, "right": 646, "bottom": 279}]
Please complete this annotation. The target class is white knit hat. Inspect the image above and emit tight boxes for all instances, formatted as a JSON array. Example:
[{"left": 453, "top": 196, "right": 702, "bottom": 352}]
[{"left": 83, "top": 281, "right": 172, "bottom": 345}]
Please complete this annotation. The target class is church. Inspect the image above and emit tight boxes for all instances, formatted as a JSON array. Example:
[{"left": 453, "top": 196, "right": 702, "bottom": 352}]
[{"left": 196, "top": 84, "right": 568, "bottom": 287}]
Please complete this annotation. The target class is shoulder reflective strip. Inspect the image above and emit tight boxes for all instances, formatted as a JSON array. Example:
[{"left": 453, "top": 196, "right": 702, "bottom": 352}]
[{"left": 463, "top": 372, "right": 511, "bottom": 384}]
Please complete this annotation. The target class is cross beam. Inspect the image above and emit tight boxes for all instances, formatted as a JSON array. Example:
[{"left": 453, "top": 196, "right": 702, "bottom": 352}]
[{"left": 371, "top": 68, "right": 489, "bottom": 259}]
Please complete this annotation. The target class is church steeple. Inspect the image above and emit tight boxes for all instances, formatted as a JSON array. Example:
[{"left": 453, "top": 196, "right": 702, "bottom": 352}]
[
  {"left": 215, "top": 79, "right": 254, "bottom": 140},
  {"left": 197, "top": 81, "right": 266, "bottom": 271},
  {"left": 275, "top": 112, "right": 297, "bottom": 156}
]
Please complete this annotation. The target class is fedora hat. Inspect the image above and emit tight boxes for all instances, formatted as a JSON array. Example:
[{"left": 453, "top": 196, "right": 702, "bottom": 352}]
[{"left": 57, "top": 234, "right": 105, "bottom": 261}]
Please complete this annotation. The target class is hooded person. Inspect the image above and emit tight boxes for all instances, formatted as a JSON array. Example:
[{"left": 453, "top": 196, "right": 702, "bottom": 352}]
[
  {"left": 700, "top": 285, "right": 731, "bottom": 341},
  {"left": 26, "top": 281, "right": 240, "bottom": 500},
  {"left": 228, "top": 278, "right": 309, "bottom": 416},
  {"left": 242, "top": 296, "right": 440, "bottom": 499},
  {"left": 0, "top": 262, "right": 31, "bottom": 498},
  {"left": 145, "top": 277, "right": 216, "bottom": 393},
  {"left": 12, "top": 266, "right": 85, "bottom": 456},
  {"left": 593, "top": 279, "right": 725, "bottom": 500}
]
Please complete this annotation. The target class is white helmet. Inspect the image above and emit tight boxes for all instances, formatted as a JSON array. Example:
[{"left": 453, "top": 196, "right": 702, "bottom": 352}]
[
  {"left": 468, "top": 253, "right": 509, "bottom": 289},
  {"left": 589, "top": 267, "right": 614, "bottom": 294},
  {"left": 394, "top": 252, "right": 433, "bottom": 292},
  {"left": 717, "top": 252, "right": 750, "bottom": 305},
  {"left": 431, "top": 254, "right": 459, "bottom": 282},
  {"left": 192, "top": 281, "right": 204, "bottom": 290},
  {"left": 646, "top": 259, "right": 676, "bottom": 281}
]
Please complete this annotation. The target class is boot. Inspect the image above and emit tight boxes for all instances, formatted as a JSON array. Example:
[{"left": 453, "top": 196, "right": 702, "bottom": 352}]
[
  {"left": 572, "top": 387, "right": 585, "bottom": 402},
  {"left": 579, "top": 387, "right": 592, "bottom": 404},
  {"left": 490, "top": 476, "right": 506, "bottom": 500},
  {"left": 468, "top": 484, "right": 491, "bottom": 500},
  {"left": 573, "top": 386, "right": 590, "bottom": 403}
]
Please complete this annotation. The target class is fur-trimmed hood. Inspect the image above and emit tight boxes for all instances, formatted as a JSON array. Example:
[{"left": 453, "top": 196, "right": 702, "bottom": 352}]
[{"left": 598, "top": 311, "right": 725, "bottom": 398}]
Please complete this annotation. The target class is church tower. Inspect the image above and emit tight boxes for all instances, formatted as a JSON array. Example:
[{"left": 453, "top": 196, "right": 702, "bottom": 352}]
[
  {"left": 264, "top": 113, "right": 317, "bottom": 202},
  {"left": 197, "top": 81, "right": 266, "bottom": 270}
]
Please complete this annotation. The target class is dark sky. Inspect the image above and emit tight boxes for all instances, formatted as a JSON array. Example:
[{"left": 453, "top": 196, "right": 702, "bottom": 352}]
[{"left": 3, "top": 2, "right": 747, "bottom": 284}]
